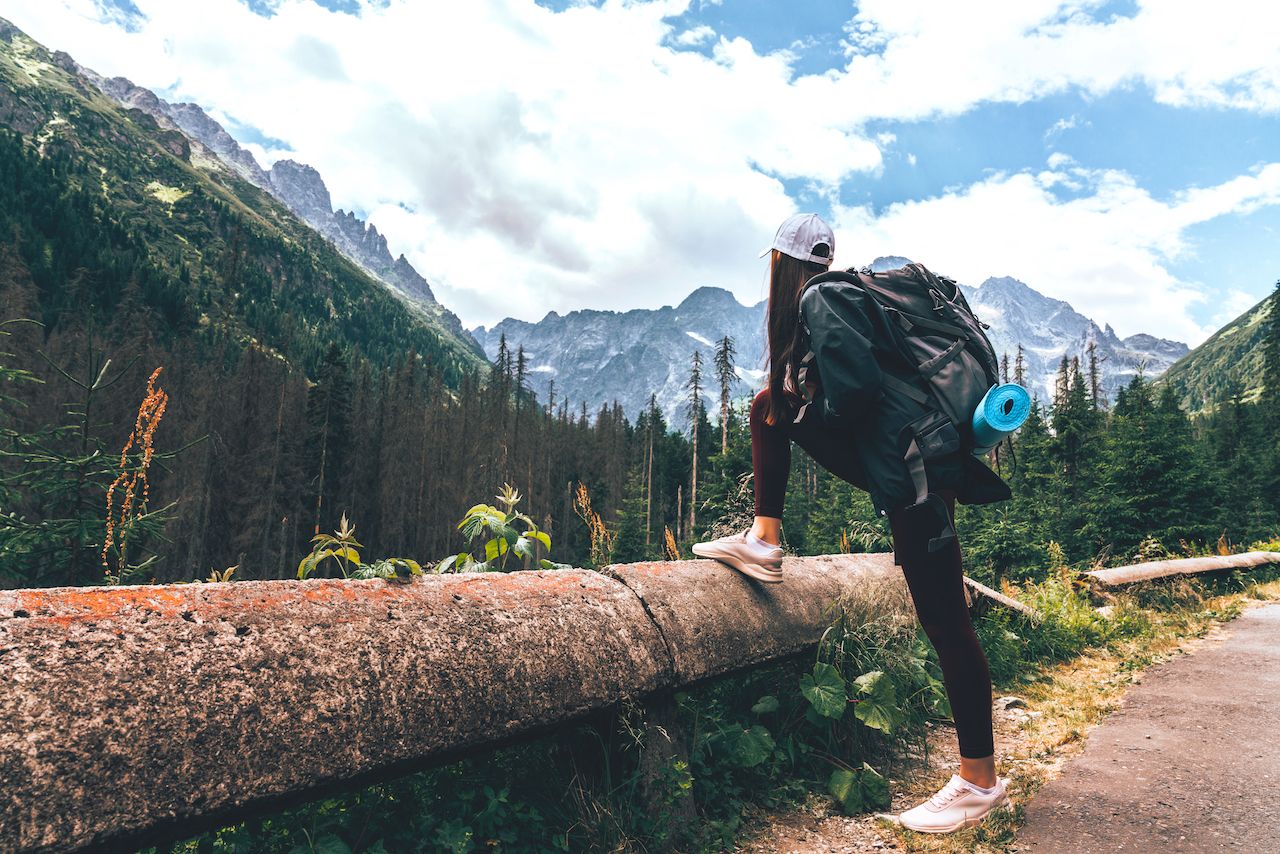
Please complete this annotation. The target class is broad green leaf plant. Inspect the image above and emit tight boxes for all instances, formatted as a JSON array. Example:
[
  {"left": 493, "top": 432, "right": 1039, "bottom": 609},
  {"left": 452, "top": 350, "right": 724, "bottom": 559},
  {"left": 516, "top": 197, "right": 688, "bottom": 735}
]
[
  {"left": 297, "top": 513, "right": 423, "bottom": 582},
  {"left": 436, "top": 483, "right": 570, "bottom": 573},
  {"left": 794, "top": 604, "right": 954, "bottom": 816}
]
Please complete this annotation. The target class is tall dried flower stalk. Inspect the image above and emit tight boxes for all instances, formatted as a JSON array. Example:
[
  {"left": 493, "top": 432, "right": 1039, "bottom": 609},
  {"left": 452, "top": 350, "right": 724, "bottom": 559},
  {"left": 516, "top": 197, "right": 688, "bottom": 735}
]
[
  {"left": 103, "top": 367, "right": 169, "bottom": 575},
  {"left": 663, "top": 526, "right": 680, "bottom": 561},
  {"left": 573, "top": 481, "right": 614, "bottom": 568}
]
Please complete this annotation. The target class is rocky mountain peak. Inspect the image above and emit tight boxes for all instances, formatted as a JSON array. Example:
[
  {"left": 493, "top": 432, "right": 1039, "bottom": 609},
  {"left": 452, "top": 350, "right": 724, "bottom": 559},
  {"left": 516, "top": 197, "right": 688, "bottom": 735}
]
[
  {"left": 676, "top": 286, "right": 747, "bottom": 315},
  {"left": 869, "top": 255, "right": 913, "bottom": 272},
  {"left": 1121, "top": 333, "right": 1190, "bottom": 361},
  {"left": 101, "top": 76, "right": 168, "bottom": 116},
  {"left": 975, "top": 276, "right": 1045, "bottom": 302},
  {"left": 269, "top": 160, "right": 334, "bottom": 222},
  {"left": 165, "top": 101, "right": 270, "bottom": 187}
]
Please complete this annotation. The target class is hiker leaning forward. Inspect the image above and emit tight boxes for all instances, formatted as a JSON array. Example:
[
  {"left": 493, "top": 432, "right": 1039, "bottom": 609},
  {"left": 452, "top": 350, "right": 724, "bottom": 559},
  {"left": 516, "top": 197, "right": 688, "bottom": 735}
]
[{"left": 693, "top": 213, "right": 1013, "bottom": 834}]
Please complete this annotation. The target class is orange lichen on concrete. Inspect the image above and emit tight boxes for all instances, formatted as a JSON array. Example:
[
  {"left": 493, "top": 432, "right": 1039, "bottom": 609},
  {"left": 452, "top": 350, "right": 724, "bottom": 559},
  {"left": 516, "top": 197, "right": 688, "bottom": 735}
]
[{"left": 11, "top": 584, "right": 193, "bottom": 626}]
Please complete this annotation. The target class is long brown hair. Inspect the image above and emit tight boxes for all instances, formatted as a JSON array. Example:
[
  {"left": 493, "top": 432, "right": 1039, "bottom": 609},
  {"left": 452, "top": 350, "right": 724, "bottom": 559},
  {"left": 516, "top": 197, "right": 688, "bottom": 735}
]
[{"left": 764, "top": 248, "right": 830, "bottom": 425}]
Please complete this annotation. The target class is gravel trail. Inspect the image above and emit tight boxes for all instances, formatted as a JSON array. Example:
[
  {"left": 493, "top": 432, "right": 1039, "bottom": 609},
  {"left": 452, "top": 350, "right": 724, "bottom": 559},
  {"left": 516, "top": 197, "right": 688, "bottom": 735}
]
[{"left": 1015, "top": 603, "right": 1280, "bottom": 853}]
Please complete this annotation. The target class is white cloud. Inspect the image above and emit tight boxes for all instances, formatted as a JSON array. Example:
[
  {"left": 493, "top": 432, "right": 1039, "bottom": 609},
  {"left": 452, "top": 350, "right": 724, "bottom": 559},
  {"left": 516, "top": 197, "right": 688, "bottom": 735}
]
[
  {"left": 1045, "top": 115, "right": 1079, "bottom": 139},
  {"left": 1045, "top": 152, "right": 1075, "bottom": 170},
  {"left": 1210, "top": 289, "right": 1261, "bottom": 329},
  {"left": 673, "top": 24, "right": 714, "bottom": 46},
  {"left": 831, "top": 0, "right": 1280, "bottom": 121},
  {"left": 3, "top": 0, "right": 1279, "bottom": 334},
  {"left": 1, "top": 0, "right": 890, "bottom": 325},
  {"left": 832, "top": 160, "right": 1280, "bottom": 345}
]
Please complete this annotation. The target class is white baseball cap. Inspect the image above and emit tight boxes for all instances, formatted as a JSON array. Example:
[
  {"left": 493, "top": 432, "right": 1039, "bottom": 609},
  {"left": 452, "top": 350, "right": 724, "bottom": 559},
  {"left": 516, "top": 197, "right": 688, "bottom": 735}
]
[{"left": 759, "top": 213, "right": 835, "bottom": 266}]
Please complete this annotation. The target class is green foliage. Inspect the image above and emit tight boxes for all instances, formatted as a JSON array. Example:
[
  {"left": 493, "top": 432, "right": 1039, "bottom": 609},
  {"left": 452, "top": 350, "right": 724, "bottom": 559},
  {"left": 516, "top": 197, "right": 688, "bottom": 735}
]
[
  {"left": 957, "top": 362, "right": 1280, "bottom": 583},
  {"left": 181, "top": 752, "right": 566, "bottom": 854},
  {"left": 799, "top": 662, "right": 847, "bottom": 720},
  {"left": 827, "top": 762, "right": 890, "bottom": 815},
  {"left": 437, "top": 484, "right": 567, "bottom": 573},
  {"left": 851, "top": 670, "right": 900, "bottom": 735},
  {"left": 974, "top": 571, "right": 1129, "bottom": 683},
  {"left": 1162, "top": 285, "right": 1275, "bottom": 410},
  {"left": 297, "top": 513, "right": 422, "bottom": 582},
  {"left": 0, "top": 330, "right": 176, "bottom": 586}
]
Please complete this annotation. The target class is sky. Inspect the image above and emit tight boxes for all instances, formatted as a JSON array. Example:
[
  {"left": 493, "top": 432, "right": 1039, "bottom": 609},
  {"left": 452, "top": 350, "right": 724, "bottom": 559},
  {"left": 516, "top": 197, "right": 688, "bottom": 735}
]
[{"left": 3, "top": 0, "right": 1279, "bottom": 344}]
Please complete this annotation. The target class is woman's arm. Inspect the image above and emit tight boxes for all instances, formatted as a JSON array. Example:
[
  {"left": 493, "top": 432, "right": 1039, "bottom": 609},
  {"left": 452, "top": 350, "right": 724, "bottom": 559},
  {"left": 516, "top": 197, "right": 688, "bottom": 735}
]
[{"left": 798, "top": 282, "right": 883, "bottom": 428}]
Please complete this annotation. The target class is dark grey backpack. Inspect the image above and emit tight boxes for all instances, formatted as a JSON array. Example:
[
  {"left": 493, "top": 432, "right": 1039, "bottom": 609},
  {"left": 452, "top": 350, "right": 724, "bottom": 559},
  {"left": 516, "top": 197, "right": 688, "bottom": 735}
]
[{"left": 798, "top": 263, "right": 1001, "bottom": 509}]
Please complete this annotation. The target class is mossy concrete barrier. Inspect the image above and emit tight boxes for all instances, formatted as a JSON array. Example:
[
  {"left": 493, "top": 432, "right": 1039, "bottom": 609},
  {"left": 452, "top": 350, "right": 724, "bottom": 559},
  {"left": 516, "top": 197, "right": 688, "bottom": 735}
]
[{"left": 0, "top": 553, "right": 902, "bottom": 853}]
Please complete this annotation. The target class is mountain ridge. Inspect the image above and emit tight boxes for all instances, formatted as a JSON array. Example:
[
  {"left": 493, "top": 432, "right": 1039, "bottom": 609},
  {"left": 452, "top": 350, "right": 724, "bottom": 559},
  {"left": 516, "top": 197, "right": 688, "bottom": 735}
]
[
  {"left": 1160, "top": 290, "right": 1275, "bottom": 410},
  {"left": 0, "top": 17, "right": 483, "bottom": 379},
  {"left": 474, "top": 264, "right": 1189, "bottom": 425},
  {"left": 65, "top": 55, "right": 475, "bottom": 347}
]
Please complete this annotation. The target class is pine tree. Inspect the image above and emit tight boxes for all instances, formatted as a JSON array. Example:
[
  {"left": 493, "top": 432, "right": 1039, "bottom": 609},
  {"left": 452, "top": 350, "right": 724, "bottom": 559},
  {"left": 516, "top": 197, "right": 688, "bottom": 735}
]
[
  {"left": 686, "top": 350, "right": 704, "bottom": 534},
  {"left": 512, "top": 345, "right": 529, "bottom": 482},
  {"left": 1087, "top": 377, "right": 1214, "bottom": 556},
  {"left": 1014, "top": 344, "right": 1026, "bottom": 387},
  {"left": 713, "top": 335, "right": 737, "bottom": 455},
  {"left": 305, "top": 343, "right": 352, "bottom": 536},
  {"left": 1054, "top": 355, "right": 1070, "bottom": 410},
  {"left": 493, "top": 333, "right": 511, "bottom": 387},
  {"left": 645, "top": 394, "right": 659, "bottom": 547},
  {"left": 1049, "top": 361, "right": 1104, "bottom": 557},
  {"left": 1000, "top": 352, "right": 1010, "bottom": 384},
  {"left": 986, "top": 398, "right": 1058, "bottom": 576},
  {"left": 1086, "top": 340, "right": 1105, "bottom": 409}
]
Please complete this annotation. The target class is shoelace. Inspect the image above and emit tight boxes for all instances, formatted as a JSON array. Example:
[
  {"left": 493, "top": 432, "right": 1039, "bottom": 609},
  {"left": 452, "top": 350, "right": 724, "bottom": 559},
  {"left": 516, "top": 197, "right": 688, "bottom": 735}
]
[{"left": 926, "top": 779, "right": 971, "bottom": 810}]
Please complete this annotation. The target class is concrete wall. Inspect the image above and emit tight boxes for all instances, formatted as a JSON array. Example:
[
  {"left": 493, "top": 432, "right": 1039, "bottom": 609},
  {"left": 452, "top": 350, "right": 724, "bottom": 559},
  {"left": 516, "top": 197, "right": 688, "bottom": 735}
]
[{"left": 0, "top": 554, "right": 904, "bottom": 853}]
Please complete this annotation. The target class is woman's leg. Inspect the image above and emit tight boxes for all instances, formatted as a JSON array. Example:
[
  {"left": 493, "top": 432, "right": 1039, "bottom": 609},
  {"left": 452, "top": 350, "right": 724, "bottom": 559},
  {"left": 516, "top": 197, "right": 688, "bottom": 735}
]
[
  {"left": 748, "top": 390, "right": 790, "bottom": 543},
  {"left": 890, "top": 493, "right": 996, "bottom": 786}
]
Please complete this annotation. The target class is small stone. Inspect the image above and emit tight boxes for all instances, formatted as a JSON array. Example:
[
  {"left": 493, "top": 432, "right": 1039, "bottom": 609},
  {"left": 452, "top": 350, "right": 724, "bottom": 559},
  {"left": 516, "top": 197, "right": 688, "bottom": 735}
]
[{"left": 995, "top": 695, "right": 1029, "bottom": 710}]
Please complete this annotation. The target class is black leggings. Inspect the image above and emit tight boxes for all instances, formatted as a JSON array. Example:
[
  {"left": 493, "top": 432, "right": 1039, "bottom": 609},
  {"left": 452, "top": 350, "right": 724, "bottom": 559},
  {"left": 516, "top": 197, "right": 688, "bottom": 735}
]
[{"left": 749, "top": 390, "right": 994, "bottom": 759}]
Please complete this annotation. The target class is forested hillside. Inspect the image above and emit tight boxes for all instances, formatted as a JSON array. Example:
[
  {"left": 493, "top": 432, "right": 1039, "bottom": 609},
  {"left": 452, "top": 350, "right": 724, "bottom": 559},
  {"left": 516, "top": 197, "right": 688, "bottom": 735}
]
[{"left": 1161, "top": 288, "right": 1276, "bottom": 410}]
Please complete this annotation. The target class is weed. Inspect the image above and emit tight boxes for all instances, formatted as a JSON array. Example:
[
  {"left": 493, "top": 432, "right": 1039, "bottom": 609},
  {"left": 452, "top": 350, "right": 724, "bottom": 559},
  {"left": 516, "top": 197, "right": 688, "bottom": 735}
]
[
  {"left": 572, "top": 482, "right": 614, "bottom": 569},
  {"left": 436, "top": 483, "right": 568, "bottom": 574},
  {"left": 297, "top": 514, "right": 424, "bottom": 582}
]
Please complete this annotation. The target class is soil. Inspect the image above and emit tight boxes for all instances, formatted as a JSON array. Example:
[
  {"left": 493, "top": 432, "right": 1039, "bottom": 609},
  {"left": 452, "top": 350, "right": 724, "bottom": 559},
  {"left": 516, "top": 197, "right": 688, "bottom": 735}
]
[{"left": 736, "top": 701, "right": 1035, "bottom": 853}]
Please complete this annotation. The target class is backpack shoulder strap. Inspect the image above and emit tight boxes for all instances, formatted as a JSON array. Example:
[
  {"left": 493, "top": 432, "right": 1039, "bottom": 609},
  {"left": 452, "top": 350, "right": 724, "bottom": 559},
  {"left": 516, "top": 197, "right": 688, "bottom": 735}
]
[{"left": 800, "top": 269, "right": 867, "bottom": 297}]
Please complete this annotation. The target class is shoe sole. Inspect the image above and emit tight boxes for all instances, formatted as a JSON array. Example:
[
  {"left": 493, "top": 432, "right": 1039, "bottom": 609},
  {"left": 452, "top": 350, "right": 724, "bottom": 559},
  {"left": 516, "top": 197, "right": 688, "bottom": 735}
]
[
  {"left": 898, "top": 796, "right": 1011, "bottom": 834},
  {"left": 691, "top": 545, "right": 783, "bottom": 583}
]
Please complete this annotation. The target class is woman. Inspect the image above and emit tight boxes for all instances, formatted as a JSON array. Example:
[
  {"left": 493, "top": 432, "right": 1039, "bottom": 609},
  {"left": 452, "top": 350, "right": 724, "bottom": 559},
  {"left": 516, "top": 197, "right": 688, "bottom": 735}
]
[{"left": 693, "top": 213, "right": 1011, "bottom": 834}]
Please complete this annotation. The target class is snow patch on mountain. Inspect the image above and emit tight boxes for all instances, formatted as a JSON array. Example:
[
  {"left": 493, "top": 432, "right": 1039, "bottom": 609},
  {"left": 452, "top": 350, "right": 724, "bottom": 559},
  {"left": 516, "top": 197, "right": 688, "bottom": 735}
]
[{"left": 474, "top": 266, "right": 1188, "bottom": 427}]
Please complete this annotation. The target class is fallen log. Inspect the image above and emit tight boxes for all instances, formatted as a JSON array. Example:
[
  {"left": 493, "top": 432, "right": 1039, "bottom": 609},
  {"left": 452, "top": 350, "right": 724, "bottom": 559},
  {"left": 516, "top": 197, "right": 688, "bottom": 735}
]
[
  {"left": 1084, "top": 550, "right": 1280, "bottom": 587},
  {"left": 0, "top": 553, "right": 906, "bottom": 853},
  {"left": 963, "top": 575, "right": 1043, "bottom": 621}
]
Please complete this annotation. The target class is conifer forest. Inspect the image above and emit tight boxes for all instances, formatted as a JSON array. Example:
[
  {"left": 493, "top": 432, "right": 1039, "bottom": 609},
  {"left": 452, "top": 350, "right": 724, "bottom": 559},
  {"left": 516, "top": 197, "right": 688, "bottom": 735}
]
[{"left": 3, "top": 115, "right": 1278, "bottom": 590}]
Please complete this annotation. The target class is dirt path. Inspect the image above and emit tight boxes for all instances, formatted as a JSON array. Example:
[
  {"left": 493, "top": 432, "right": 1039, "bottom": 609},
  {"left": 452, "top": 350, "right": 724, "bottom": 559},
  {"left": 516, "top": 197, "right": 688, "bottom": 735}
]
[
  {"left": 736, "top": 696, "right": 1037, "bottom": 853},
  {"left": 1014, "top": 603, "right": 1280, "bottom": 852}
]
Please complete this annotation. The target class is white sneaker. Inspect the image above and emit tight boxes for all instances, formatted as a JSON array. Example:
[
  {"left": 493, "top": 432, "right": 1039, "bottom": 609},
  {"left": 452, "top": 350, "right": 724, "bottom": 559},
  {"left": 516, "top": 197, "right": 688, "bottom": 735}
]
[
  {"left": 897, "top": 775, "right": 1009, "bottom": 834},
  {"left": 691, "top": 530, "right": 784, "bottom": 583}
]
